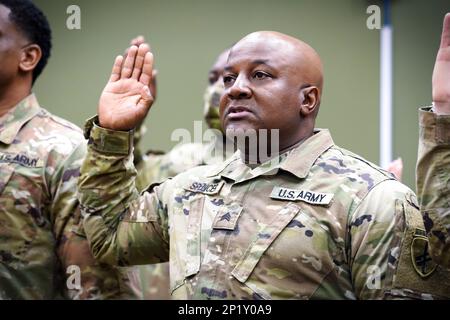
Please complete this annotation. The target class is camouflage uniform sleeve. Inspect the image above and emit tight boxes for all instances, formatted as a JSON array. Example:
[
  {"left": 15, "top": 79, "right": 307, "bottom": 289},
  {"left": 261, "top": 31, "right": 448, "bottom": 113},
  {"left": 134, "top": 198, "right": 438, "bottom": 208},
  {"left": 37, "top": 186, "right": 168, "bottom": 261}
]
[
  {"left": 78, "top": 117, "right": 170, "bottom": 267},
  {"left": 348, "top": 180, "right": 448, "bottom": 299},
  {"left": 417, "top": 107, "right": 450, "bottom": 268},
  {"left": 48, "top": 139, "right": 131, "bottom": 299}
]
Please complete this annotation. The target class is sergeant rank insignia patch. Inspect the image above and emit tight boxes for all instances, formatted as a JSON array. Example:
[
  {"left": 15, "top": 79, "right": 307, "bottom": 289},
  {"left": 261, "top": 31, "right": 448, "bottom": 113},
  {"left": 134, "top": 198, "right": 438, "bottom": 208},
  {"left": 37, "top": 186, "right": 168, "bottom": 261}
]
[{"left": 411, "top": 228, "right": 437, "bottom": 278}]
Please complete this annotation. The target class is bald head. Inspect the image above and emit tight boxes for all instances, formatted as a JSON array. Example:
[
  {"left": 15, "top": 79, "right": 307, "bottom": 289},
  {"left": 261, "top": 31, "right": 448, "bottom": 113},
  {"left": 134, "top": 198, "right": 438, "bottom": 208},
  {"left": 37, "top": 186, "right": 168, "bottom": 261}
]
[
  {"left": 220, "top": 31, "right": 324, "bottom": 150},
  {"left": 230, "top": 31, "right": 323, "bottom": 94}
]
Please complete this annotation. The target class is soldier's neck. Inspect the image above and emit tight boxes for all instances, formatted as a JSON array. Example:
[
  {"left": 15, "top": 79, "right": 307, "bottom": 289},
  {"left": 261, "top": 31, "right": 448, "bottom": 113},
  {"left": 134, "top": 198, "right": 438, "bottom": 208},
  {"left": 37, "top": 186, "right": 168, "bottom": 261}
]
[
  {"left": 0, "top": 80, "right": 32, "bottom": 118},
  {"left": 239, "top": 138, "right": 306, "bottom": 169}
]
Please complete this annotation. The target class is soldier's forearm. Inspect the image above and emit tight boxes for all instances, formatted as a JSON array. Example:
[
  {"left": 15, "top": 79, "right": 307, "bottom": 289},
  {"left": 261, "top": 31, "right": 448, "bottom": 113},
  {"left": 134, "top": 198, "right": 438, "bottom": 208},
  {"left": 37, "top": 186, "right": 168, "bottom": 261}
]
[
  {"left": 78, "top": 117, "right": 140, "bottom": 264},
  {"left": 417, "top": 107, "right": 450, "bottom": 268},
  {"left": 78, "top": 117, "right": 169, "bottom": 266}
]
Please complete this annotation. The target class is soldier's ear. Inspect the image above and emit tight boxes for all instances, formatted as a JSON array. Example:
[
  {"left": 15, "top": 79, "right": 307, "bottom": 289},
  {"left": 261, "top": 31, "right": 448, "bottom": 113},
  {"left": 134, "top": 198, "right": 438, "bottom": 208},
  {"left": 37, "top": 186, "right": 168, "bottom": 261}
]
[
  {"left": 299, "top": 86, "right": 320, "bottom": 117},
  {"left": 19, "top": 44, "right": 42, "bottom": 73}
]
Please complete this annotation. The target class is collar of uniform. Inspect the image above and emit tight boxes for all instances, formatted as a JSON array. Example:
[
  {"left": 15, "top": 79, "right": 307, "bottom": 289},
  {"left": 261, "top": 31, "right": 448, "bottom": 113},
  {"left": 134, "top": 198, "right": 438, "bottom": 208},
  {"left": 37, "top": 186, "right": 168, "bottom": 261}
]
[
  {"left": 206, "top": 129, "right": 334, "bottom": 181},
  {"left": 206, "top": 151, "right": 241, "bottom": 177},
  {"left": 208, "top": 148, "right": 291, "bottom": 183},
  {"left": 0, "top": 94, "right": 41, "bottom": 145},
  {"left": 280, "top": 129, "right": 334, "bottom": 179}
]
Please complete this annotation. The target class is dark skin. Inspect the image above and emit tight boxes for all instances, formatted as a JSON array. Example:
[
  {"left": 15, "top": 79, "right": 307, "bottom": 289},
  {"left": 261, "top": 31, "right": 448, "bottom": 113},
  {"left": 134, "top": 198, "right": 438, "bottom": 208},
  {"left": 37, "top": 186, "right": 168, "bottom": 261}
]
[
  {"left": 205, "top": 49, "right": 230, "bottom": 131},
  {"left": 220, "top": 31, "right": 323, "bottom": 153},
  {"left": 0, "top": 4, "right": 42, "bottom": 117},
  {"left": 433, "top": 13, "right": 450, "bottom": 115},
  {"left": 208, "top": 49, "right": 230, "bottom": 85}
]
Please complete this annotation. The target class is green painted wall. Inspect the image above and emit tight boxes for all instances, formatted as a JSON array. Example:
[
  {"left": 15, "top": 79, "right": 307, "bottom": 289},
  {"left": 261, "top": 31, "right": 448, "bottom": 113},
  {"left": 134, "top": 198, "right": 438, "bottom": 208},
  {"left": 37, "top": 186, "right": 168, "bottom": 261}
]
[{"left": 32, "top": 0, "right": 449, "bottom": 189}]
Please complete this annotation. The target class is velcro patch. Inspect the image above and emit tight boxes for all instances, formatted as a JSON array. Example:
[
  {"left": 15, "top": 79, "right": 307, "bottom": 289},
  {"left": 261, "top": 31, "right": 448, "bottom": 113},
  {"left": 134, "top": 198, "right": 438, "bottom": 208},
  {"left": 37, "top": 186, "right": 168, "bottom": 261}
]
[
  {"left": 270, "top": 186, "right": 333, "bottom": 206},
  {"left": 411, "top": 230, "right": 437, "bottom": 278},
  {"left": 185, "top": 181, "right": 224, "bottom": 195}
]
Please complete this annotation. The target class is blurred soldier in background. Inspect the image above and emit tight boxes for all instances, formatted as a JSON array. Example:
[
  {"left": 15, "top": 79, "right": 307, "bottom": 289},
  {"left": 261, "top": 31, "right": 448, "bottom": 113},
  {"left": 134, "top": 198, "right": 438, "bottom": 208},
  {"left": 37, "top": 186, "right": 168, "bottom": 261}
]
[{"left": 0, "top": 0, "right": 130, "bottom": 299}]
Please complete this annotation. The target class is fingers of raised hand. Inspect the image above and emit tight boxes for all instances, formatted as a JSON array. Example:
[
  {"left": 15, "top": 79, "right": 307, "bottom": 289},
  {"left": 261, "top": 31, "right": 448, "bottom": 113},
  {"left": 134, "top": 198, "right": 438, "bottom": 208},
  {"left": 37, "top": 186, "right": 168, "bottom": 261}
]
[
  {"left": 121, "top": 45, "right": 138, "bottom": 79},
  {"left": 440, "top": 13, "right": 450, "bottom": 48},
  {"left": 132, "top": 44, "right": 150, "bottom": 80},
  {"left": 109, "top": 55, "right": 124, "bottom": 82},
  {"left": 139, "top": 52, "right": 154, "bottom": 87}
]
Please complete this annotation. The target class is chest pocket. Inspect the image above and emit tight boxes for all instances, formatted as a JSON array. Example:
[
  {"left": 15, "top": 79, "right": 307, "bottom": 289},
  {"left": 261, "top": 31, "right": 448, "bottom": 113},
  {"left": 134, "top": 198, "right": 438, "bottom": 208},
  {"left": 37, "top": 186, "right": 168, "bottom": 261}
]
[
  {"left": 231, "top": 202, "right": 335, "bottom": 299},
  {"left": 0, "top": 164, "right": 14, "bottom": 195}
]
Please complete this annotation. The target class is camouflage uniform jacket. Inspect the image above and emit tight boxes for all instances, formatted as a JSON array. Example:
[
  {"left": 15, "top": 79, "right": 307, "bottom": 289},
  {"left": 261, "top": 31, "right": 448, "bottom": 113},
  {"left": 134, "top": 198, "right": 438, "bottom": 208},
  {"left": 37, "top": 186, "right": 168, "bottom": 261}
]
[
  {"left": 0, "top": 95, "right": 129, "bottom": 299},
  {"left": 79, "top": 118, "right": 450, "bottom": 299},
  {"left": 417, "top": 107, "right": 450, "bottom": 269}
]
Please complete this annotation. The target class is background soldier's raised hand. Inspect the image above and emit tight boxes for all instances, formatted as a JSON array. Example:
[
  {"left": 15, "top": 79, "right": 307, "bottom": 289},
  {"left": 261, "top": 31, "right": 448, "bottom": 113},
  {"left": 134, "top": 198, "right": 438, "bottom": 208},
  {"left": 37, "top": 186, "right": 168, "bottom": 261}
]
[
  {"left": 98, "top": 44, "right": 154, "bottom": 131},
  {"left": 433, "top": 13, "right": 450, "bottom": 115}
]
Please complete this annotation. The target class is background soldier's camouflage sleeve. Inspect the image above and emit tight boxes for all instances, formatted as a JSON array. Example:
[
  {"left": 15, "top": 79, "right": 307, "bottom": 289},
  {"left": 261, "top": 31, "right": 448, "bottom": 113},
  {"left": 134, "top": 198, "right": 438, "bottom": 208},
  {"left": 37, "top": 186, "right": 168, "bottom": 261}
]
[
  {"left": 135, "top": 143, "right": 207, "bottom": 191},
  {"left": 417, "top": 107, "right": 450, "bottom": 268},
  {"left": 79, "top": 118, "right": 170, "bottom": 266},
  {"left": 49, "top": 134, "right": 133, "bottom": 299}
]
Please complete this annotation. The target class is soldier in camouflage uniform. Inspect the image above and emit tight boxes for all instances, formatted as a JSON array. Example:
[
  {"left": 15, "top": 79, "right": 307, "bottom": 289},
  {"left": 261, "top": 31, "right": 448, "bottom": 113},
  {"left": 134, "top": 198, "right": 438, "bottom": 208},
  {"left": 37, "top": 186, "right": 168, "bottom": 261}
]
[
  {"left": 0, "top": 0, "right": 130, "bottom": 299},
  {"left": 417, "top": 13, "right": 450, "bottom": 269},
  {"left": 78, "top": 31, "right": 450, "bottom": 299}
]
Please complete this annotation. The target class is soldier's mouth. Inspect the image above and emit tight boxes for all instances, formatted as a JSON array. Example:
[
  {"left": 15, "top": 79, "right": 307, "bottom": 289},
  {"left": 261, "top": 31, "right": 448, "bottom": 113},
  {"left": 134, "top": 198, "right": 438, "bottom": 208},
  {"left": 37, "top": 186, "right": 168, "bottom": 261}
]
[{"left": 225, "top": 106, "right": 253, "bottom": 120}]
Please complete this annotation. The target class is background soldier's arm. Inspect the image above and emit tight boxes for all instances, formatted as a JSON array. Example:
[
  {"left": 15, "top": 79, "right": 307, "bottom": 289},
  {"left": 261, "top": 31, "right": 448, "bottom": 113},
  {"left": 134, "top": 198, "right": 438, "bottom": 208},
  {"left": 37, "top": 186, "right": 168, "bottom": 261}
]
[
  {"left": 49, "top": 141, "right": 131, "bottom": 299},
  {"left": 416, "top": 13, "right": 450, "bottom": 268},
  {"left": 417, "top": 108, "right": 450, "bottom": 268}
]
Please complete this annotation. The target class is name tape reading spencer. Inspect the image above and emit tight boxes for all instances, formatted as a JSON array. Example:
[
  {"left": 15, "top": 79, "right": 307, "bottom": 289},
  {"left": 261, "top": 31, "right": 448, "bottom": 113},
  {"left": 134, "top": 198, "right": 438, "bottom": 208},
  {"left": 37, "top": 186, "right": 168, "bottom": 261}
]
[
  {"left": 271, "top": 186, "right": 334, "bottom": 205},
  {"left": 186, "top": 181, "right": 225, "bottom": 195}
]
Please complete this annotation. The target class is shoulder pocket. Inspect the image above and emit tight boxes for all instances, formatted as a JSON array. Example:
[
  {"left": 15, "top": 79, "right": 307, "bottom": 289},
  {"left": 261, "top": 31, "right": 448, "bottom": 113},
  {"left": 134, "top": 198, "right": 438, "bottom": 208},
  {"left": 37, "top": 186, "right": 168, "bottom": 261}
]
[{"left": 389, "top": 198, "right": 450, "bottom": 299}]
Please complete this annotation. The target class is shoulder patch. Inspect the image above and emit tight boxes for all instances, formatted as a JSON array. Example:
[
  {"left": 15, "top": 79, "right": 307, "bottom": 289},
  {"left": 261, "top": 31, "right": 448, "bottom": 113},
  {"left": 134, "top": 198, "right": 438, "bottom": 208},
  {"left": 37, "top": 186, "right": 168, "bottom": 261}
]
[{"left": 411, "top": 229, "right": 437, "bottom": 278}]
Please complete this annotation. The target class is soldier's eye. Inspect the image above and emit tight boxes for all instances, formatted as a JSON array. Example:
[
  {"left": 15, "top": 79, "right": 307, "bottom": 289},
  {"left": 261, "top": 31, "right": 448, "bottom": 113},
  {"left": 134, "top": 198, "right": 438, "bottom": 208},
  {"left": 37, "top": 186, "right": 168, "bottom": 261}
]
[
  {"left": 223, "top": 75, "right": 236, "bottom": 85},
  {"left": 253, "top": 71, "right": 270, "bottom": 80}
]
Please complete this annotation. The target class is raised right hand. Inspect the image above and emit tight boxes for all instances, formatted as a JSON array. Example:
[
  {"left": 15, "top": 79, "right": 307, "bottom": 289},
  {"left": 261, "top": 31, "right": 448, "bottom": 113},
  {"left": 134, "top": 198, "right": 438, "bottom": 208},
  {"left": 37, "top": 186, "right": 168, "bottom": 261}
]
[
  {"left": 432, "top": 13, "right": 450, "bottom": 114},
  {"left": 98, "top": 45, "right": 154, "bottom": 131}
]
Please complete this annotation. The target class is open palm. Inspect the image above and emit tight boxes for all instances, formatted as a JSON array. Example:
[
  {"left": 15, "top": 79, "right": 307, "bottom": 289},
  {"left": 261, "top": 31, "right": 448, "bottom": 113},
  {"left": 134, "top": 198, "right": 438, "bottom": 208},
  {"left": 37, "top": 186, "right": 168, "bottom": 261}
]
[
  {"left": 99, "top": 44, "right": 154, "bottom": 130},
  {"left": 432, "top": 13, "right": 450, "bottom": 114}
]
